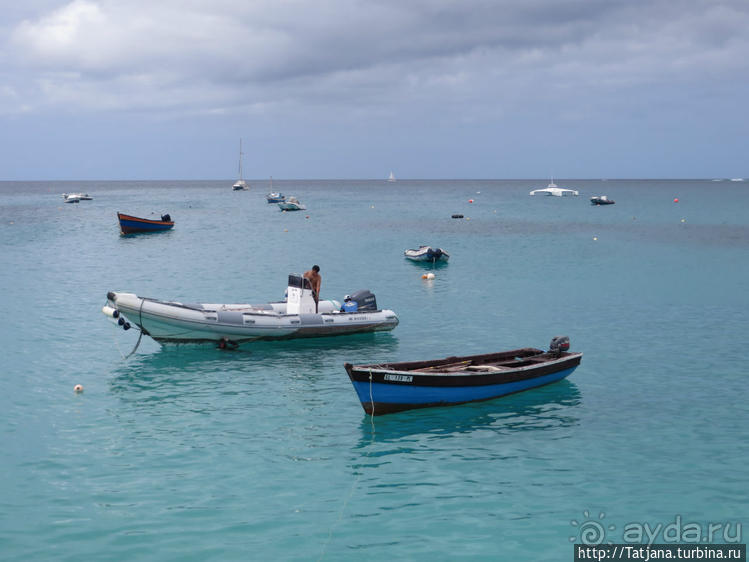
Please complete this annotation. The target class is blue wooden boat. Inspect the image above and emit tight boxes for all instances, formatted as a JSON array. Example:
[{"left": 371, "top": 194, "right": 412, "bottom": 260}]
[
  {"left": 266, "top": 192, "right": 285, "bottom": 203},
  {"left": 344, "top": 337, "right": 582, "bottom": 415},
  {"left": 118, "top": 212, "right": 174, "bottom": 235}
]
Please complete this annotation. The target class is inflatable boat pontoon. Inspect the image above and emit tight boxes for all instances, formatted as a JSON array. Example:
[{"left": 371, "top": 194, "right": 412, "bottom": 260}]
[{"left": 105, "top": 274, "right": 399, "bottom": 347}]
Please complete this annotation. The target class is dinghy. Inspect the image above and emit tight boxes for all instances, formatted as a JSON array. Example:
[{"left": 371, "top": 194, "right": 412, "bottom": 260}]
[
  {"left": 278, "top": 196, "right": 306, "bottom": 211},
  {"left": 344, "top": 336, "right": 582, "bottom": 415},
  {"left": 105, "top": 274, "right": 398, "bottom": 347},
  {"left": 590, "top": 195, "right": 615, "bottom": 205},
  {"left": 117, "top": 212, "right": 174, "bottom": 234},
  {"left": 404, "top": 246, "right": 450, "bottom": 262}
]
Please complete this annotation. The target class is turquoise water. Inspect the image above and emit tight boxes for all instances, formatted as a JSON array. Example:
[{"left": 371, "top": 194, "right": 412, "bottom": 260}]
[{"left": 1, "top": 179, "right": 748, "bottom": 560}]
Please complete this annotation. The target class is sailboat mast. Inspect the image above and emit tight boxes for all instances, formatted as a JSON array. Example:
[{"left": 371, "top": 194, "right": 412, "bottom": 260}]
[{"left": 238, "top": 138, "right": 244, "bottom": 180}]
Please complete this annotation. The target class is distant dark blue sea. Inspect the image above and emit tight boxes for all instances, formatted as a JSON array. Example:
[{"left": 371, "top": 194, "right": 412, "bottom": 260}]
[{"left": 1, "top": 179, "right": 748, "bottom": 561}]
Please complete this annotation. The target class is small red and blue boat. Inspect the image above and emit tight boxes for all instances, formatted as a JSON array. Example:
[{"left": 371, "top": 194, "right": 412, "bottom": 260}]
[
  {"left": 344, "top": 336, "right": 582, "bottom": 415},
  {"left": 118, "top": 212, "right": 174, "bottom": 235}
]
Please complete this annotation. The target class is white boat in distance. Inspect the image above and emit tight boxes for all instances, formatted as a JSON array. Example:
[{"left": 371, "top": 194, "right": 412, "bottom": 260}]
[
  {"left": 104, "top": 274, "right": 399, "bottom": 346},
  {"left": 387, "top": 171, "right": 396, "bottom": 182},
  {"left": 278, "top": 196, "right": 306, "bottom": 211},
  {"left": 232, "top": 139, "right": 248, "bottom": 190},
  {"left": 62, "top": 192, "right": 92, "bottom": 203},
  {"left": 529, "top": 178, "right": 579, "bottom": 197}
]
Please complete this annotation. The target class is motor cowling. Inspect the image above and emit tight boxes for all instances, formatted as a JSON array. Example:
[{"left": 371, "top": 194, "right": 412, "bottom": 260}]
[
  {"left": 348, "top": 289, "right": 377, "bottom": 311},
  {"left": 550, "top": 336, "right": 570, "bottom": 355}
]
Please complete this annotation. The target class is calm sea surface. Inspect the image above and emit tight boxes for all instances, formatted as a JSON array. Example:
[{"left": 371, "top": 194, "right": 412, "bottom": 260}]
[{"left": 1, "top": 179, "right": 748, "bottom": 560}]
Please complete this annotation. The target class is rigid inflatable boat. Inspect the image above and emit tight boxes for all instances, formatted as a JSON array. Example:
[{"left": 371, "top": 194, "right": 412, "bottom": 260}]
[
  {"left": 404, "top": 246, "right": 450, "bottom": 262},
  {"left": 104, "top": 274, "right": 399, "bottom": 346}
]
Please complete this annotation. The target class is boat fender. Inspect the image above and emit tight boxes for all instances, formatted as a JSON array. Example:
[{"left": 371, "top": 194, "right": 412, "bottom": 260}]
[
  {"left": 122, "top": 322, "right": 131, "bottom": 331},
  {"left": 117, "top": 316, "right": 126, "bottom": 326},
  {"left": 102, "top": 305, "right": 120, "bottom": 319}
]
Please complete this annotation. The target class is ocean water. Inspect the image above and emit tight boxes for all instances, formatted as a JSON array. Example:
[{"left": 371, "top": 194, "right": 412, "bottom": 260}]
[{"left": 1, "top": 179, "right": 748, "bottom": 561}]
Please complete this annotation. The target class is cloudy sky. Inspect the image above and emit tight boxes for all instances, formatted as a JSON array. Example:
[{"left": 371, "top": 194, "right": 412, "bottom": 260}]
[{"left": 1, "top": 0, "right": 747, "bottom": 180}]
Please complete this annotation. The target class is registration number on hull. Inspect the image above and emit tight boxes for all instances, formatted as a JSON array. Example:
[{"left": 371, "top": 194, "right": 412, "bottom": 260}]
[{"left": 384, "top": 374, "right": 413, "bottom": 383}]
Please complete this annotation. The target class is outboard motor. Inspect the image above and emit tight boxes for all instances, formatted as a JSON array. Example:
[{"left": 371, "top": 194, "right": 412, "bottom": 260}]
[
  {"left": 161, "top": 213, "right": 171, "bottom": 222},
  {"left": 427, "top": 248, "right": 443, "bottom": 260},
  {"left": 348, "top": 289, "right": 377, "bottom": 311},
  {"left": 549, "top": 336, "right": 570, "bottom": 357}
]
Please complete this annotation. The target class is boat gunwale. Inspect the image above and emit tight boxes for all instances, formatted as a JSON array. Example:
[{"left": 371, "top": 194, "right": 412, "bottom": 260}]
[
  {"left": 345, "top": 352, "right": 582, "bottom": 382},
  {"left": 120, "top": 295, "right": 394, "bottom": 319}
]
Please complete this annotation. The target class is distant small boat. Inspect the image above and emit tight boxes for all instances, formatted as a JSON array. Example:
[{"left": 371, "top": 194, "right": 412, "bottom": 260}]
[
  {"left": 529, "top": 187, "right": 579, "bottom": 197},
  {"left": 530, "top": 177, "right": 578, "bottom": 197},
  {"left": 590, "top": 195, "right": 615, "bottom": 205},
  {"left": 345, "top": 336, "right": 582, "bottom": 415},
  {"left": 404, "top": 245, "right": 450, "bottom": 262},
  {"left": 232, "top": 139, "right": 249, "bottom": 190},
  {"left": 118, "top": 212, "right": 174, "bottom": 235},
  {"left": 278, "top": 196, "right": 306, "bottom": 211},
  {"left": 730, "top": 178, "right": 744, "bottom": 182},
  {"left": 266, "top": 176, "right": 285, "bottom": 203},
  {"left": 62, "top": 192, "right": 92, "bottom": 203},
  {"left": 387, "top": 171, "right": 396, "bottom": 182}
]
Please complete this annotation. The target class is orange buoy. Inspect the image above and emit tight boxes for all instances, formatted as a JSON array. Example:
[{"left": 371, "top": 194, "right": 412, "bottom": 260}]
[
  {"left": 673, "top": 198, "right": 679, "bottom": 203},
  {"left": 468, "top": 199, "right": 474, "bottom": 203}
]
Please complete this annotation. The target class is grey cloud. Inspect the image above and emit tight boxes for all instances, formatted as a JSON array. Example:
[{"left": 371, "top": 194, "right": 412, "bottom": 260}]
[{"left": 2, "top": 0, "right": 748, "bottom": 117}]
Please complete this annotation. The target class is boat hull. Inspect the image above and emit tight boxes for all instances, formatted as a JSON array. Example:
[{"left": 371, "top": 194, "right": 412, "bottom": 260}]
[
  {"left": 107, "top": 291, "right": 398, "bottom": 345},
  {"left": 118, "top": 213, "right": 174, "bottom": 234},
  {"left": 345, "top": 351, "right": 582, "bottom": 415}
]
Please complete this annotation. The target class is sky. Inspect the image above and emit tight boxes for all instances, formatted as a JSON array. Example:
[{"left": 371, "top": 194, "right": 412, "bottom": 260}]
[{"left": 0, "top": 0, "right": 747, "bottom": 180}]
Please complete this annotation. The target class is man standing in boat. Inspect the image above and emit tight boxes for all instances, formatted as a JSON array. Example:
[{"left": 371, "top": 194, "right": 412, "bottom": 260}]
[{"left": 303, "top": 265, "right": 322, "bottom": 313}]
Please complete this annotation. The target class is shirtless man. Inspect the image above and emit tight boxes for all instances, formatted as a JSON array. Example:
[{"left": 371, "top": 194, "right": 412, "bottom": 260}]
[{"left": 303, "top": 265, "right": 322, "bottom": 312}]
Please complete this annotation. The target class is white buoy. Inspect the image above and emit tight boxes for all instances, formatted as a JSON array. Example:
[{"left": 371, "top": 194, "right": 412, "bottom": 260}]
[
  {"left": 102, "top": 305, "right": 119, "bottom": 318},
  {"left": 74, "top": 384, "right": 84, "bottom": 393},
  {"left": 426, "top": 273, "right": 435, "bottom": 280}
]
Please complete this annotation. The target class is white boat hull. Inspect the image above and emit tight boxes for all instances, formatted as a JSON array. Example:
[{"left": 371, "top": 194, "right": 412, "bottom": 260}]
[{"left": 107, "top": 291, "right": 398, "bottom": 345}]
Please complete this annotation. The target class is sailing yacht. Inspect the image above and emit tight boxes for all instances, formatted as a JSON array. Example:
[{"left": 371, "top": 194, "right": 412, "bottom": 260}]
[
  {"left": 232, "top": 139, "right": 249, "bottom": 190},
  {"left": 387, "top": 171, "right": 396, "bottom": 182}
]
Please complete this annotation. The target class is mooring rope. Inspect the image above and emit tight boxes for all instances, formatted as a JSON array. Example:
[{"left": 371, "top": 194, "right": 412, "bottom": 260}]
[
  {"left": 317, "top": 369, "right": 377, "bottom": 560},
  {"left": 122, "top": 297, "right": 146, "bottom": 359}
]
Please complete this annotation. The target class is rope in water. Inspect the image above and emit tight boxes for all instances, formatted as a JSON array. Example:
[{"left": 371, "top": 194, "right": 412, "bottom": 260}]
[{"left": 317, "top": 369, "right": 377, "bottom": 560}]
